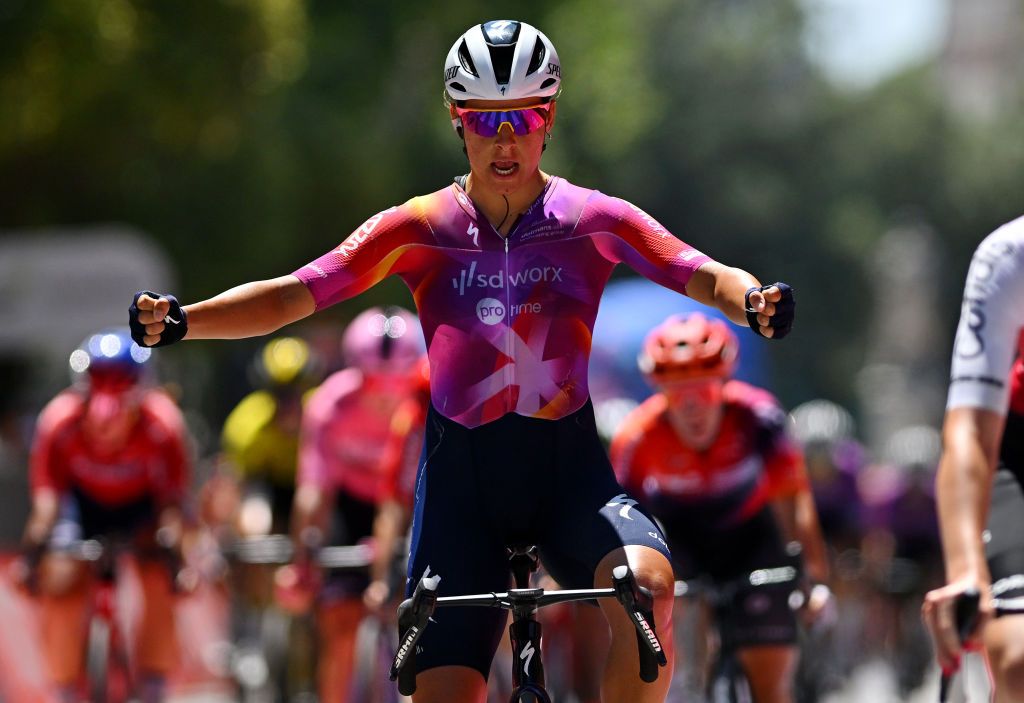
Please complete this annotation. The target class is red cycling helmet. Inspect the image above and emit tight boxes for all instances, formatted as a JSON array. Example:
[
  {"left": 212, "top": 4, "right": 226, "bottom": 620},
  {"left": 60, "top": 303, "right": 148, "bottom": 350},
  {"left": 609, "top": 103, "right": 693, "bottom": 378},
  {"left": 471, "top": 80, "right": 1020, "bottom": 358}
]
[{"left": 638, "top": 313, "right": 739, "bottom": 384}]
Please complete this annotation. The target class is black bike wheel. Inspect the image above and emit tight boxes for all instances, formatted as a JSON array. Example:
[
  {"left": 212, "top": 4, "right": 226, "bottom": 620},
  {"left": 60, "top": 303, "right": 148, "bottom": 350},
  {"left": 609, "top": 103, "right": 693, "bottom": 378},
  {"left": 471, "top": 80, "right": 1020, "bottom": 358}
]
[{"left": 86, "top": 617, "right": 111, "bottom": 703}]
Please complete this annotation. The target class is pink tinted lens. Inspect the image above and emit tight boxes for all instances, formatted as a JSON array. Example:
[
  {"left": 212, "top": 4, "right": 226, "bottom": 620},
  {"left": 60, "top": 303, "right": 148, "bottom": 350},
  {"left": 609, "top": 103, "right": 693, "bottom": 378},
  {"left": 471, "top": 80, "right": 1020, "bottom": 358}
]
[{"left": 459, "top": 108, "right": 548, "bottom": 137}]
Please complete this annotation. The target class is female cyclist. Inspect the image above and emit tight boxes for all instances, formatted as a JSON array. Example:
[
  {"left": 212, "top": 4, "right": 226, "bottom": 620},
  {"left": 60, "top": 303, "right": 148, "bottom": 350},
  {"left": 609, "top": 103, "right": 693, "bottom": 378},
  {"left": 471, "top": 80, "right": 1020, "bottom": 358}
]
[
  {"left": 129, "top": 20, "right": 796, "bottom": 702},
  {"left": 611, "top": 313, "right": 830, "bottom": 703}
]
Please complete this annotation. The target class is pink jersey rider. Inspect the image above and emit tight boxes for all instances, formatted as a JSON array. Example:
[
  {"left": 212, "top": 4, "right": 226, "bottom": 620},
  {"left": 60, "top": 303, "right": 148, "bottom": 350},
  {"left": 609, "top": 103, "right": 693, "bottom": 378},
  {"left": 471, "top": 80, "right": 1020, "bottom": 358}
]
[
  {"left": 298, "top": 368, "right": 418, "bottom": 504},
  {"left": 293, "top": 178, "right": 712, "bottom": 428}
]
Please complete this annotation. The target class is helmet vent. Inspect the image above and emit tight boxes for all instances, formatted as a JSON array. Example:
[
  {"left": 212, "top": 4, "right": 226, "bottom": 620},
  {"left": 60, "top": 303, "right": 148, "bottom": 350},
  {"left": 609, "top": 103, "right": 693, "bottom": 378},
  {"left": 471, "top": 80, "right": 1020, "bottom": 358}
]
[
  {"left": 527, "top": 38, "right": 546, "bottom": 75},
  {"left": 457, "top": 40, "right": 478, "bottom": 77},
  {"left": 539, "top": 77, "right": 557, "bottom": 90},
  {"left": 449, "top": 81, "right": 466, "bottom": 93},
  {"left": 487, "top": 44, "right": 515, "bottom": 86}
]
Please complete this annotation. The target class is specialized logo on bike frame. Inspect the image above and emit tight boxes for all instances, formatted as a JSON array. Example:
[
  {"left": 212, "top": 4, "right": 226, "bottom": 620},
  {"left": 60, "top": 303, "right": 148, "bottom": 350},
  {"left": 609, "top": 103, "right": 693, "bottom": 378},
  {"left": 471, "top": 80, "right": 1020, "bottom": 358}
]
[
  {"left": 520, "top": 640, "right": 536, "bottom": 674},
  {"left": 452, "top": 261, "right": 563, "bottom": 295},
  {"left": 335, "top": 206, "right": 399, "bottom": 258}
]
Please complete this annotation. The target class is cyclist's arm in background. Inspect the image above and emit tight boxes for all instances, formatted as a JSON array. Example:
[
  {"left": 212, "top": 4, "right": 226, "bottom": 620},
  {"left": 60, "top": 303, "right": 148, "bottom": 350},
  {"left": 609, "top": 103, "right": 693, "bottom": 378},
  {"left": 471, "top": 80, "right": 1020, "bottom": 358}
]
[
  {"left": 291, "top": 376, "right": 350, "bottom": 553},
  {"left": 145, "top": 390, "right": 193, "bottom": 550},
  {"left": 936, "top": 408, "right": 1004, "bottom": 585},
  {"left": 751, "top": 390, "right": 830, "bottom": 584},
  {"left": 770, "top": 483, "right": 829, "bottom": 585},
  {"left": 936, "top": 225, "right": 1024, "bottom": 586},
  {"left": 23, "top": 393, "right": 79, "bottom": 548},
  {"left": 924, "top": 223, "right": 1024, "bottom": 668},
  {"left": 365, "top": 391, "right": 425, "bottom": 609}
]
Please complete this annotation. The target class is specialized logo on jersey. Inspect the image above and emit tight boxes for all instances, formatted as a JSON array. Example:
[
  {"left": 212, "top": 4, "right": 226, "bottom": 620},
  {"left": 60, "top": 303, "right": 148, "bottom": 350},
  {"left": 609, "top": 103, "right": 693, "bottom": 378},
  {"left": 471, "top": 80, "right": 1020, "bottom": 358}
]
[
  {"left": 606, "top": 493, "right": 639, "bottom": 520},
  {"left": 336, "top": 206, "right": 399, "bottom": 258},
  {"left": 452, "top": 261, "right": 563, "bottom": 295}
]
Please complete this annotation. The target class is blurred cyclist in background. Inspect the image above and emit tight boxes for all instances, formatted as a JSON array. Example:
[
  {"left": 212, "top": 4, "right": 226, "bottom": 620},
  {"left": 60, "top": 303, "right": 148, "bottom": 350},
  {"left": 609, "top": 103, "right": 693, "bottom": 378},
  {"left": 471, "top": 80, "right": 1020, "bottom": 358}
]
[
  {"left": 218, "top": 335, "right": 322, "bottom": 696},
  {"left": 923, "top": 216, "right": 1024, "bottom": 700},
  {"left": 857, "top": 426, "right": 942, "bottom": 696},
  {"left": 221, "top": 336, "right": 323, "bottom": 537},
  {"left": 610, "top": 313, "right": 830, "bottom": 703},
  {"left": 790, "top": 400, "right": 865, "bottom": 555},
  {"left": 19, "top": 328, "right": 190, "bottom": 703},
  {"left": 275, "top": 307, "right": 424, "bottom": 702},
  {"left": 789, "top": 399, "right": 867, "bottom": 699}
]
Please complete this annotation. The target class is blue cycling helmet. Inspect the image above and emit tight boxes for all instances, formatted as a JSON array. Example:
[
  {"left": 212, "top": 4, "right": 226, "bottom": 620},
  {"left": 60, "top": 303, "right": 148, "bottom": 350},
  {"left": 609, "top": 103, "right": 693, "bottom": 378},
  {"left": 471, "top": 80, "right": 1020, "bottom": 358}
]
[{"left": 69, "top": 327, "right": 152, "bottom": 384}]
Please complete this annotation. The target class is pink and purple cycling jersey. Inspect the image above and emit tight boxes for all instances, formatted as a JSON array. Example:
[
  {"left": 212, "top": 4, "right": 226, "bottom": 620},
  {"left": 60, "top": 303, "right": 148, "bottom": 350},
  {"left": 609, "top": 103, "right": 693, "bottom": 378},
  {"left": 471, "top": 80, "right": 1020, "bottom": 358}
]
[
  {"left": 298, "top": 368, "right": 419, "bottom": 503},
  {"left": 293, "top": 177, "right": 713, "bottom": 428}
]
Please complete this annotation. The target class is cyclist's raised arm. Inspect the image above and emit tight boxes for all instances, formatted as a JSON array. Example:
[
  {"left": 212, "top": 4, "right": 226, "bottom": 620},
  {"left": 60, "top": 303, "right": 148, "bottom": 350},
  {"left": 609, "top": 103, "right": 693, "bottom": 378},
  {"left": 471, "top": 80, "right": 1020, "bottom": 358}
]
[
  {"left": 186, "top": 276, "right": 314, "bottom": 341},
  {"left": 131, "top": 200, "right": 432, "bottom": 347},
  {"left": 132, "top": 276, "right": 314, "bottom": 346},
  {"left": 584, "top": 194, "right": 793, "bottom": 338}
]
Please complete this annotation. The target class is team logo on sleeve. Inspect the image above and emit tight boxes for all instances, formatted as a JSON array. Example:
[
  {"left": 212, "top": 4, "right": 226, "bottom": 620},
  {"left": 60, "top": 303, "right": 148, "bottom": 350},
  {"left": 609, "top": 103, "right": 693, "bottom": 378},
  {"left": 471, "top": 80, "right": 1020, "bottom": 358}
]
[{"left": 335, "top": 206, "right": 398, "bottom": 257}]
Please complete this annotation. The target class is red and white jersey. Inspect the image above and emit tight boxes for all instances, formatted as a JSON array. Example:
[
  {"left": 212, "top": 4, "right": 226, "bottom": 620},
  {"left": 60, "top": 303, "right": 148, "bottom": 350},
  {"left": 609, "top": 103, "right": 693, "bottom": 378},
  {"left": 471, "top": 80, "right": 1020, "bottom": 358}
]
[
  {"left": 297, "top": 368, "right": 420, "bottom": 504},
  {"left": 611, "top": 380, "right": 806, "bottom": 528},
  {"left": 947, "top": 215, "right": 1024, "bottom": 416},
  {"left": 30, "top": 389, "right": 190, "bottom": 506}
]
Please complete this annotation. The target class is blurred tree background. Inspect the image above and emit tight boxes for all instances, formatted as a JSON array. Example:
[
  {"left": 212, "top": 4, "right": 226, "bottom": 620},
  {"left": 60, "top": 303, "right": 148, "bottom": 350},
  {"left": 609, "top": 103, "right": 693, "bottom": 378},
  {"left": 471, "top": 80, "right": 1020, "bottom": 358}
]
[{"left": 2, "top": 0, "right": 1023, "bottom": 446}]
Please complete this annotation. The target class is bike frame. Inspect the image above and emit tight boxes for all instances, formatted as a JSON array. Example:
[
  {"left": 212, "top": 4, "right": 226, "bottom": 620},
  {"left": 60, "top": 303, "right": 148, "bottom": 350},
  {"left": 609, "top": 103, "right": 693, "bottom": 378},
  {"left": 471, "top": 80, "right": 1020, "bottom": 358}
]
[
  {"left": 675, "top": 561, "right": 804, "bottom": 703},
  {"left": 68, "top": 539, "right": 134, "bottom": 703}
]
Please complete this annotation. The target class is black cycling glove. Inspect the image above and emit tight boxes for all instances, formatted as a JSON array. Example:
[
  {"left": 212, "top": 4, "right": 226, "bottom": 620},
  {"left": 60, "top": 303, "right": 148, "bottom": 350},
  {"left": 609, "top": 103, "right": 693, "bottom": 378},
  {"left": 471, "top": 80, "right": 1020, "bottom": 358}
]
[
  {"left": 129, "top": 290, "right": 188, "bottom": 347},
  {"left": 745, "top": 282, "right": 795, "bottom": 339}
]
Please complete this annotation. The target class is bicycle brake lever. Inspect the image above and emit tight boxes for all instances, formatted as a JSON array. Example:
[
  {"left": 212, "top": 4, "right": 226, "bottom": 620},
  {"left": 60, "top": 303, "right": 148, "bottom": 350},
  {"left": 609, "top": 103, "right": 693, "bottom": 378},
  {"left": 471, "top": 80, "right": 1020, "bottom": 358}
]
[
  {"left": 390, "top": 574, "right": 440, "bottom": 695},
  {"left": 612, "top": 565, "right": 667, "bottom": 682}
]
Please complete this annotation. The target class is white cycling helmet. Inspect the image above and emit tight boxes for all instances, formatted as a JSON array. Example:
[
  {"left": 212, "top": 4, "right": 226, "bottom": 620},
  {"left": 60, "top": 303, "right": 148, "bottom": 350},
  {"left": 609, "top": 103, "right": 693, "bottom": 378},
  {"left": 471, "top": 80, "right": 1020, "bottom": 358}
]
[{"left": 444, "top": 20, "right": 561, "bottom": 104}]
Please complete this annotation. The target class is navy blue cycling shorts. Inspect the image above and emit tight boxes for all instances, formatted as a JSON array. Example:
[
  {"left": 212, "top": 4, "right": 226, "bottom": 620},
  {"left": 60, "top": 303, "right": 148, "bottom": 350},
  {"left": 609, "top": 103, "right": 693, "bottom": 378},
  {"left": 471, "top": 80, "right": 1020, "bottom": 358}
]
[{"left": 405, "top": 399, "right": 671, "bottom": 679}]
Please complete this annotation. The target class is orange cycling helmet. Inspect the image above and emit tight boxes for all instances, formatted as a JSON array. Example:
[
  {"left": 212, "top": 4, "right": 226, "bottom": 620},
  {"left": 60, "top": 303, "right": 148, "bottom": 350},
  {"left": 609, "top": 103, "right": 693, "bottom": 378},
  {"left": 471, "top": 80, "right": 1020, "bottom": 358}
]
[{"left": 638, "top": 312, "right": 739, "bottom": 384}]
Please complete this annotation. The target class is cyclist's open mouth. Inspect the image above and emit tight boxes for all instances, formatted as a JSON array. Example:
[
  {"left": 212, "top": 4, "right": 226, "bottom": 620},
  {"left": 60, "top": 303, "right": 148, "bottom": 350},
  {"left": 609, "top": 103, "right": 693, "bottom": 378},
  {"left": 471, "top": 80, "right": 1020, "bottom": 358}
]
[{"left": 492, "top": 161, "right": 518, "bottom": 178}]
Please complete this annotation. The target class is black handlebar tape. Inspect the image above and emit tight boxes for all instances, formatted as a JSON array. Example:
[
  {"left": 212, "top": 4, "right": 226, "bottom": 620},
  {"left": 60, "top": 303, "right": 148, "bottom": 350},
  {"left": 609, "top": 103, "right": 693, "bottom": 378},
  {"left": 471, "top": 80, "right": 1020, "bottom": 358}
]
[
  {"left": 612, "top": 565, "right": 667, "bottom": 683},
  {"left": 955, "top": 588, "right": 981, "bottom": 643},
  {"left": 939, "top": 588, "right": 983, "bottom": 703},
  {"left": 390, "top": 574, "right": 440, "bottom": 695}
]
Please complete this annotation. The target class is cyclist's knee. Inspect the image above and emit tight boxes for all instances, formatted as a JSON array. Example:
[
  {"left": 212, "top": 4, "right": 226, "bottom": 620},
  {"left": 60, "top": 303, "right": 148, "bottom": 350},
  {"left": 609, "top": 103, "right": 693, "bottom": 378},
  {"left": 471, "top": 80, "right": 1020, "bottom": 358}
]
[
  {"left": 738, "top": 646, "right": 797, "bottom": 703},
  {"left": 595, "top": 545, "right": 675, "bottom": 642},
  {"left": 987, "top": 618, "right": 1024, "bottom": 695},
  {"left": 37, "top": 554, "right": 89, "bottom": 597},
  {"left": 411, "top": 665, "right": 487, "bottom": 703}
]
